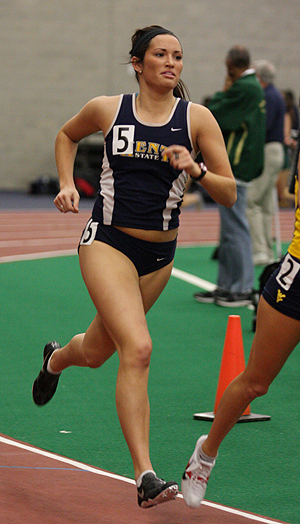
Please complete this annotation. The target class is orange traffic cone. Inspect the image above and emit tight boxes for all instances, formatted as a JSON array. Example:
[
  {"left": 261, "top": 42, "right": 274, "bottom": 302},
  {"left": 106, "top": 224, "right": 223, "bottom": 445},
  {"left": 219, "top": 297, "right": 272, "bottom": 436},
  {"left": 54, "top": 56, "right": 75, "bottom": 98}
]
[
  {"left": 194, "top": 315, "right": 271, "bottom": 423},
  {"left": 214, "top": 315, "right": 250, "bottom": 416}
]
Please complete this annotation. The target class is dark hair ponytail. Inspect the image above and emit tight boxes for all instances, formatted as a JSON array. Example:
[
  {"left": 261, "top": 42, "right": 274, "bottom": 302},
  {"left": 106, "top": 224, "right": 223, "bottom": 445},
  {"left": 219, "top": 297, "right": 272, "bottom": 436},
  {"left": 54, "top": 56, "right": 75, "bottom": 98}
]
[{"left": 173, "top": 81, "right": 190, "bottom": 100}]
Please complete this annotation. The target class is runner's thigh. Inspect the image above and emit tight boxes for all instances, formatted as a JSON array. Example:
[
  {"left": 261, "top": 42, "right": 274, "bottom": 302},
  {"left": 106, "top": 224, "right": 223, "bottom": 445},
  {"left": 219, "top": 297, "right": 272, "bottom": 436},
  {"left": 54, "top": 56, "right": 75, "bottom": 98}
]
[
  {"left": 139, "top": 260, "right": 174, "bottom": 313},
  {"left": 79, "top": 242, "right": 150, "bottom": 350},
  {"left": 246, "top": 297, "right": 300, "bottom": 385}
]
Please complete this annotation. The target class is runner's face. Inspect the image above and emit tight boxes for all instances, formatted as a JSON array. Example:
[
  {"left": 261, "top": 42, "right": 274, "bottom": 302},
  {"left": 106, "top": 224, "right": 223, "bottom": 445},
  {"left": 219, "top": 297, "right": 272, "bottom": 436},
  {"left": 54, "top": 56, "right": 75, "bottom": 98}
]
[{"left": 141, "top": 34, "right": 183, "bottom": 90}]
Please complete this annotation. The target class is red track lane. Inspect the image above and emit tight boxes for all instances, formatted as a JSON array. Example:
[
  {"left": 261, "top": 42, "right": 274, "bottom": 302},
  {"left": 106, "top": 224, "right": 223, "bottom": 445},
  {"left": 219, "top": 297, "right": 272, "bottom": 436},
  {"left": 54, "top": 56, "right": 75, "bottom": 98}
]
[
  {"left": 0, "top": 435, "right": 288, "bottom": 524},
  {"left": 0, "top": 208, "right": 295, "bottom": 259}
]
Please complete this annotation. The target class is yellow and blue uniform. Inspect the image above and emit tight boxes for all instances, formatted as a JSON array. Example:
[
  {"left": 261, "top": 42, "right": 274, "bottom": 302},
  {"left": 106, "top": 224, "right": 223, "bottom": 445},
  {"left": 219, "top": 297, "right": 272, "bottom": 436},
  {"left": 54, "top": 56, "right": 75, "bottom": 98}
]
[
  {"left": 288, "top": 176, "right": 300, "bottom": 259},
  {"left": 262, "top": 173, "right": 300, "bottom": 320}
]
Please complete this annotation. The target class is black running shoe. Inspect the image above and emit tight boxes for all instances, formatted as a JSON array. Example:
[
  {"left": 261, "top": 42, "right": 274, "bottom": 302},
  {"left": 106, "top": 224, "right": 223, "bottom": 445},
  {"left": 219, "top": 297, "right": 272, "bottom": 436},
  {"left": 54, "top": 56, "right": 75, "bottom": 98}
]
[
  {"left": 194, "top": 290, "right": 218, "bottom": 303},
  {"left": 137, "top": 472, "right": 179, "bottom": 508},
  {"left": 215, "top": 290, "right": 254, "bottom": 308},
  {"left": 32, "top": 341, "right": 61, "bottom": 406}
]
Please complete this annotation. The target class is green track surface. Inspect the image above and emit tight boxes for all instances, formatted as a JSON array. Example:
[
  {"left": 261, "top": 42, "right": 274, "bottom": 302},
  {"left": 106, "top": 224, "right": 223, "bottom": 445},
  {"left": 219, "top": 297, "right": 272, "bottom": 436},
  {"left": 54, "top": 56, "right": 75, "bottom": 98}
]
[{"left": 1, "top": 244, "right": 298, "bottom": 523}]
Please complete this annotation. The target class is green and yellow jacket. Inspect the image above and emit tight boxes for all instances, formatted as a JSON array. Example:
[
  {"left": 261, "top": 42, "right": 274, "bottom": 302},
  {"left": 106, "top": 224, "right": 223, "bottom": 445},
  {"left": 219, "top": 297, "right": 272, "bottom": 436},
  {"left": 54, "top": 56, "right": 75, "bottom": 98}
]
[{"left": 208, "top": 71, "right": 266, "bottom": 183}]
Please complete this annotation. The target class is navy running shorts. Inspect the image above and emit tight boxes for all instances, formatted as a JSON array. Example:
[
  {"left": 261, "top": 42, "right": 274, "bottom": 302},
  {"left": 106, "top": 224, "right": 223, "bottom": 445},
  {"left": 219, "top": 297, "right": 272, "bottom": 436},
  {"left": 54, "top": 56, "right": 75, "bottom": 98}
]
[
  {"left": 79, "top": 219, "right": 177, "bottom": 277},
  {"left": 262, "top": 252, "right": 300, "bottom": 321}
]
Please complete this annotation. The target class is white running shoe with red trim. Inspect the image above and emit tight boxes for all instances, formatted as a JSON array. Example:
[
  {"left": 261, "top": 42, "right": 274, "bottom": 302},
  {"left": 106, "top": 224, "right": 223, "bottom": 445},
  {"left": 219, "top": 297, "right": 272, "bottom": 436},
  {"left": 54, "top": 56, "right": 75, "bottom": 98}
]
[{"left": 181, "top": 435, "right": 216, "bottom": 508}]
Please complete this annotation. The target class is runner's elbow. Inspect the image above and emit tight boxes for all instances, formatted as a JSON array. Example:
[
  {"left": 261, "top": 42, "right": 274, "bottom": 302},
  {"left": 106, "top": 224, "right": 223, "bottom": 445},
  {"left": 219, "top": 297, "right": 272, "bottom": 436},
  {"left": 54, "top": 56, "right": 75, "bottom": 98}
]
[{"left": 225, "top": 183, "right": 237, "bottom": 208}]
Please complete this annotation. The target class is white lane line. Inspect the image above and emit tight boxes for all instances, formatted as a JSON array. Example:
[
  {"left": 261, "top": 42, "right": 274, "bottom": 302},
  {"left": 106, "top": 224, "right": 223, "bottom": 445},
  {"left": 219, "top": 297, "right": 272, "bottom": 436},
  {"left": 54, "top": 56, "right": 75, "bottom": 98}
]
[
  {"left": 0, "top": 435, "right": 135, "bottom": 485},
  {"left": 0, "top": 252, "right": 215, "bottom": 293},
  {"left": 171, "top": 267, "right": 216, "bottom": 291},
  {"left": 0, "top": 249, "right": 77, "bottom": 263}
]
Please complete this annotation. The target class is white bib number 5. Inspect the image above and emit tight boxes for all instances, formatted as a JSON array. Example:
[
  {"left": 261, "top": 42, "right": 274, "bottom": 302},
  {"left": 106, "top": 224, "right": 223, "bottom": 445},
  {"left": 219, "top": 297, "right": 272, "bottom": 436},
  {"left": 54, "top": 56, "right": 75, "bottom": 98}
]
[
  {"left": 80, "top": 218, "right": 98, "bottom": 245},
  {"left": 113, "top": 125, "right": 134, "bottom": 155}
]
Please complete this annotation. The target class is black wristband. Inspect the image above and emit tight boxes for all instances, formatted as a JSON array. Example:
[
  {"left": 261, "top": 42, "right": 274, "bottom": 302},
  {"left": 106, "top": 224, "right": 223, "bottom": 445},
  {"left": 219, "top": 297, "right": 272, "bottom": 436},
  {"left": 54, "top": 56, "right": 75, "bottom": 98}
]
[{"left": 192, "top": 162, "right": 207, "bottom": 181}]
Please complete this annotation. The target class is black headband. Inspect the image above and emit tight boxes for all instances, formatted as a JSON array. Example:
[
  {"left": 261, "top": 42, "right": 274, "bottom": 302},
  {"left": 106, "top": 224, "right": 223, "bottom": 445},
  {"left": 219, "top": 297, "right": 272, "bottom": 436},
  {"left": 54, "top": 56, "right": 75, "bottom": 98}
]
[{"left": 131, "top": 27, "right": 178, "bottom": 57}]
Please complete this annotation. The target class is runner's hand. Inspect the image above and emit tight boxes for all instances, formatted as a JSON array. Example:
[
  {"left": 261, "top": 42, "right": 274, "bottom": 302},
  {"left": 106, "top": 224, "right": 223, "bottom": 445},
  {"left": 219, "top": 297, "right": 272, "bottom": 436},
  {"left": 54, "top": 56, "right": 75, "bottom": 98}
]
[
  {"left": 164, "top": 145, "right": 201, "bottom": 179},
  {"left": 54, "top": 186, "right": 80, "bottom": 213}
]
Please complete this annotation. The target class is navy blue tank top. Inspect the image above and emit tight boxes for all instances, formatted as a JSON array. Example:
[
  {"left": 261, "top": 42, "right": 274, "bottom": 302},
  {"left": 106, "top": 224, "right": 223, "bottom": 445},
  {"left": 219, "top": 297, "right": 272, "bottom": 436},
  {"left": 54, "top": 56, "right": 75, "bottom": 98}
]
[{"left": 92, "top": 93, "right": 194, "bottom": 230}]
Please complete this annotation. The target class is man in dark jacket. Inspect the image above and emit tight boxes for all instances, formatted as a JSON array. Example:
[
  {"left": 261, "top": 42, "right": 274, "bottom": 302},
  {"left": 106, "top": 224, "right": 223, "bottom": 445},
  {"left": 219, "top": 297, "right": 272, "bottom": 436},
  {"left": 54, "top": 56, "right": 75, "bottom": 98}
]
[{"left": 195, "top": 45, "right": 266, "bottom": 306}]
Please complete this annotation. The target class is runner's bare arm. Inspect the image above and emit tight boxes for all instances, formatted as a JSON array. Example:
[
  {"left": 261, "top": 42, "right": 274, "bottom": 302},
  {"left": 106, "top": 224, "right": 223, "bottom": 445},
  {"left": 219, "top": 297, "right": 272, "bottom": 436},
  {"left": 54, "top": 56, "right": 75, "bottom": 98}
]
[
  {"left": 165, "top": 104, "right": 236, "bottom": 208},
  {"left": 54, "top": 96, "right": 119, "bottom": 213}
]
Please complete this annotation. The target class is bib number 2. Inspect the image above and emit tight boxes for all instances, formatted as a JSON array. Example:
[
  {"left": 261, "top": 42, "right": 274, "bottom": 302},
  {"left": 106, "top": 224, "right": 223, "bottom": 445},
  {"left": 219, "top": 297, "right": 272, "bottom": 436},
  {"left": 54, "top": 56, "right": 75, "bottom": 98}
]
[{"left": 276, "top": 253, "right": 300, "bottom": 291}]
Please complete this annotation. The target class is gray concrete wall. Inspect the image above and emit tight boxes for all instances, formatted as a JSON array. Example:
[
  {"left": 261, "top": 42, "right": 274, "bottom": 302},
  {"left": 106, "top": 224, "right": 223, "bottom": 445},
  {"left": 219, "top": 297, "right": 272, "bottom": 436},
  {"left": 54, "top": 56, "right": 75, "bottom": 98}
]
[{"left": 1, "top": 0, "right": 299, "bottom": 190}]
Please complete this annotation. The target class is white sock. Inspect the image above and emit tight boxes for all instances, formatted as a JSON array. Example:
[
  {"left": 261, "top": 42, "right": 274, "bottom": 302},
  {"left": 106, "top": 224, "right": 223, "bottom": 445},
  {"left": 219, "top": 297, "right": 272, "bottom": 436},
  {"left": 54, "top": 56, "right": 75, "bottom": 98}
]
[
  {"left": 46, "top": 352, "right": 61, "bottom": 375},
  {"left": 199, "top": 445, "right": 217, "bottom": 463},
  {"left": 136, "top": 469, "right": 156, "bottom": 487}
]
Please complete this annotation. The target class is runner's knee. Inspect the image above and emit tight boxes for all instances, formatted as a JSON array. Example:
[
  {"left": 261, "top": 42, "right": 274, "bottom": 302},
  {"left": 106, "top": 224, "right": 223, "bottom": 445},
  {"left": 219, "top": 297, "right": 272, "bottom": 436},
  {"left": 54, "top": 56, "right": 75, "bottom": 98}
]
[
  {"left": 244, "top": 376, "right": 269, "bottom": 400},
  {"left": 120, "top": 338, "right": 153, "bottom": 370},
  {"left": 72, "top": 336, "right": 107, "bottom": 369}
]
